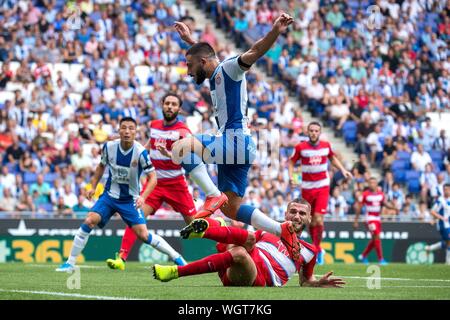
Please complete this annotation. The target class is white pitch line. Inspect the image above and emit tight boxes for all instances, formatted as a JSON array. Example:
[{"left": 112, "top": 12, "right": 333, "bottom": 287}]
[
  {"left": 297, "top": 274, "right": 450, "bottom": 282},
  {"left": 28, "top": 264, "right": 104, "bottom": 269},
  {"left": 0, "top": 289, "right": 143, "bottom": 300}
]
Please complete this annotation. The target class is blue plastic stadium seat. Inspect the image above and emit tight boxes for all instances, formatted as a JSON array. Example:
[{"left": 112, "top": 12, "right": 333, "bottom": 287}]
[
  {"left": 396, "top": 151, "right": 411, "bottom": 161},
  {"left": 407, "top": 179, "right": 421, "bottom": 194},
  {"left": 24, "top": 172, "right": 38, "bottom": 184},
  {"left": 44, "top": 173, "right": 58, "bottom": 184},
  {"left": 391, "top": 160, "right": 408, "bottom": 171},
  {"left": 393, "top": 170, "right": 407, "bottom": 184},
  {"left": 405, "top": 170, "right": 421, "bottom": 181},
  {"left": 430, "top": 150, "right": 444, "bottom": 162},
  {"left": 39, "top": 203, "right": 54, "bottom": 212}
]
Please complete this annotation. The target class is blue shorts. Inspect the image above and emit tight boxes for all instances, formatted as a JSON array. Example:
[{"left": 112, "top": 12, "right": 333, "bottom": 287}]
[
  {"left": 439, "top": 227, "right": 450, "bottom": 242},
  {"left": 90, "top": 193, "right": 146, "bottom": 228},
  {"left": 195, "top": 131, "right": 256, "bottom": 198}
]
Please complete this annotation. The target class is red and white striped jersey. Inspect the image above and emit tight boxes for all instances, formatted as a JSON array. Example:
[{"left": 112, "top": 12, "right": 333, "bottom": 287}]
[
  {"left": 361, "top": 190, "right": 385, "bottom": 222},
  {"left": 254, "top": 230, "right": 317, "bottom": 287},
  {"left": 290, "top": 140, "right": 334, "bottom": 190},
  {"left": 147, "top": 119, "right": 191, "bottom": 185}
]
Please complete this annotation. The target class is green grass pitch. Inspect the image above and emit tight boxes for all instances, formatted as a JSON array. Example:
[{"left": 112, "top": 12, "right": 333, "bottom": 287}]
[{"left": 0, "top": 262, "right": 449, "bottom": 300}]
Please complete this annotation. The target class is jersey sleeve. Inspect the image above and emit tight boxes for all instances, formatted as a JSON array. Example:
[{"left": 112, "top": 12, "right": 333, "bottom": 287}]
[
  {"left": 221, "top": 56, "right": 246, "bottom": 81},
  {"left": 140, "top": 149, "right": 155, "bottom": 175},
  {"left": 100, "top": 143, "right": 109, "bottom": 166},
  {"left": 299, "top": 242, "right": 318, "bottom": 280},
  {"left": 432, "top": 199, "right": 443, "bottom": 215},
  {"left": 290, "top": 144, "right": 302, "bottom": 164}
]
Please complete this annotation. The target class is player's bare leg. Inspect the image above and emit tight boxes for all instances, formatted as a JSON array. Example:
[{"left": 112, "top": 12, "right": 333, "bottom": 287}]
[{"left": 56, "top": 212, "right": 101, "bottom": 272}]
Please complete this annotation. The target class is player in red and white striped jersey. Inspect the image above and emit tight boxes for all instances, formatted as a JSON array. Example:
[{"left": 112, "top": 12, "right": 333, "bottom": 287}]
[
  {"left": 107, "top": 93, "right": 197, "bottom": 269},
  {"left": 288, "top": 122, "right": 352, "bottom": 264},
  {"left": 154, "top": 198, "right": 345, "bottom": 288},
  {"left": 354, "top": 177, "right": 397, "bottom": 265}
]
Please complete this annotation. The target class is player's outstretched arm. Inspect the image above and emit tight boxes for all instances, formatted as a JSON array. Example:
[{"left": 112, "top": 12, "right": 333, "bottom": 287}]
[
  {"left": 288, "top": 158, "right": 298, "bottom": 185},
  {"left": 174, "top": 21, "right": 197, "bottom": 46},
  {"left": 239, "top": 13, "right": 293, "bottom": 69},
  {"left": 87, "top": 163, "right": 105, "bottom": 200},
  {"left": 300, "top": 271, "right": 346, "bottom": 288}
]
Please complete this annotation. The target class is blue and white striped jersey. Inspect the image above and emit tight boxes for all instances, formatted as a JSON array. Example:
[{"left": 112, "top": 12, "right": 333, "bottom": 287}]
[
  {"left": 432, "top": 197, "right": 450, "bottom": 230},
  {"left": 209, "top": 55, "right": 250, "bottom": 135},
  {"left": 100, "top": 139, "right": 155, "bottom": 201}
]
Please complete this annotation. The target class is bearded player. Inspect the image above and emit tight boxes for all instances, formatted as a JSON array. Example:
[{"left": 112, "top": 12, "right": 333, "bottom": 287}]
[
  {"left": 288, "top": 122, "right": 352, "bottom": 264},
  {"left": 154, "top": 198, "right": 345, "bottom": 288},
  {"left": 106, "top": 93, "right": 197, "bottom": 270}
]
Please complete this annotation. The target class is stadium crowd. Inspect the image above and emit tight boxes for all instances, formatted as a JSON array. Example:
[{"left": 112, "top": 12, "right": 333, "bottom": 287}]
[{"left": 0, "top": 0, "right": 448, "bottom": 222}]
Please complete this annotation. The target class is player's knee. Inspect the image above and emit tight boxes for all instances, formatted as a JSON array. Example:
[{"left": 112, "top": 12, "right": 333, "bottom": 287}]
[
  {"left": 134, "top": 228, "right": 148, "bottom": 241},
  {"left": 84, "top": 215, "right": 99, "bottom": 229},
  {"left": 230, "top": 246, "right": 249, "bottom": 264}
]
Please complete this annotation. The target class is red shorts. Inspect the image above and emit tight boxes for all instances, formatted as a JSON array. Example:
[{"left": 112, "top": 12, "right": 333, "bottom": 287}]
[
  {"left": 218, "top": 248, "right": 272, "bottom": 287},
  {"left": 366, "top": 220, "right": 382, "bottom": 236},
  {"left": 144, "top": 182, "right": 196, "bottom": 217},
  {"left": 302, "top": 186, "right": 330, "bottom": 215}
]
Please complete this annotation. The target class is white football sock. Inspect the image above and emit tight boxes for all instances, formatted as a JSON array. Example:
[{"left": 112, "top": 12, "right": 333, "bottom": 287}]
[
  {"left": 427, "top": 242, "right": 442, "bottom": 252},
  {"left": 446, "top": 247, "right": 450, "bottom": 265},
  {"left": 147, "top": 233, "right": 181, "bottom": 261},
  {"left": 190, "top": 163, "right": 220, "bottom": 197},
  {"left": 67, "top": 227, "right": 91, "bottom": 266},
  {"left": 250, "top": 208, "right": 282, "bottom": 236}
]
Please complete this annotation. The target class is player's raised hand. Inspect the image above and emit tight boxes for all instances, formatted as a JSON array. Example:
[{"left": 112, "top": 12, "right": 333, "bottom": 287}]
[
  {"left": 273, "top": 12, "right": 294, "bottom": 33},
  {"left": 86, "top": 189, "right": 95, "bottom": 201},
  {"left": 174, "top": 21, "right": 196, "bottom": 45},
  {"left": 318, "top": 271, "right": 346, "bottom": 288}
]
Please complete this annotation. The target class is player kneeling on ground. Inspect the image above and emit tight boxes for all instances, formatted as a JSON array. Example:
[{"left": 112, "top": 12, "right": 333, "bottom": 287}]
[
  {"left": 56, "top": 117, "right": 185, "bottom": 272},
  {"left": 153, "top": 198, "right": 345, "bottom": 288}
]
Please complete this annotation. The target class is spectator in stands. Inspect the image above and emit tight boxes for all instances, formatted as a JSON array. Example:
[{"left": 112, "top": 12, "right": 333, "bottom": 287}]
[
  {"left": 29, "top": 174, "right": 51, "bottom": 206},
  {"left": 411, "top": 143, "right": 432, "bottom": 172},
  {"left": 420, "top": 163, "right": 438, "bottom": 205},
  {"left": 433, "top": 129, "right": 450, "bottom": 152},
  {"left": 329, "top": 186, "right": 348, "bottom": 218}
]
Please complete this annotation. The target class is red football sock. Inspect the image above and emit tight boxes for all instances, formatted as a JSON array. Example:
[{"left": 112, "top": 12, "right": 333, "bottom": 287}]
[
  {"left": 310, "top": 225, "right": 324, "bottom": 250},
  {"left": 216, "top": 242, "right": 228, "bottom": 253},
  {"left": 203, "top": 226, "right": 248, "bottom": 246},
  {"left": 374, "top": 238, "right": 383, "bottom": 260},
  {"left": 119, "top": 226, "right": 138, "bottom": 261},
  {"left": 204, "top": 217, "right": 221, "bottom": 228},
  {"left": 362, "top": 239, "right": 375, "bottom": 258},
  {"left": 178, "top": 251, "right": 234, "bottom": 277}
]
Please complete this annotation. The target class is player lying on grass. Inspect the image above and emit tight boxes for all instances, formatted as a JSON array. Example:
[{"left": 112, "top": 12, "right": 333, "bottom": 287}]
[
  {"left": 56, "top": 117, "right": 186, "bottom": 272},
  {"left": 153, "top": 198, "right": 345, "bottom": 288}
]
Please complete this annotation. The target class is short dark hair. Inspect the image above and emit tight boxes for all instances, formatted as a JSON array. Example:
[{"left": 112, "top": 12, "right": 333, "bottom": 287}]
[
  {"left": 120, "top": 117, "right": 137, "bottom": 126},
  {"left": 287, "top": 198, "right": 311, "bottom": 213},
  {"left": 307, "top": 121, "right": 322, "bottom": 130},
  {"left": 444, "top": 183, "right": 450, "bottom": 189},
  {"left": 161, "top": 92, "right": 183, "bottom": 107},
  {"left": 186, "top": 42, "right": 216, "bottom": 58}
]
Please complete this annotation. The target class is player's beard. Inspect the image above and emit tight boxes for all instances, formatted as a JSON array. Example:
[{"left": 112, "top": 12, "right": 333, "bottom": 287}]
[
  {"left": 163, "top": 111, "right": 178, "bottom": 122},
  {"left": 195, "top": 68, "right": 207, "bottom": 85}
]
